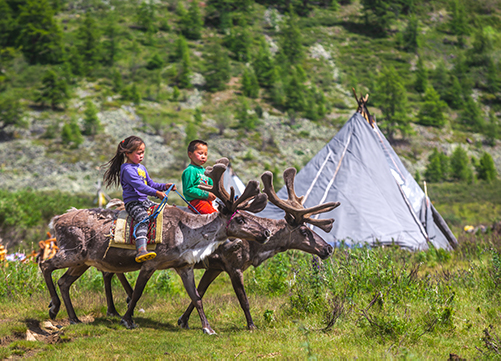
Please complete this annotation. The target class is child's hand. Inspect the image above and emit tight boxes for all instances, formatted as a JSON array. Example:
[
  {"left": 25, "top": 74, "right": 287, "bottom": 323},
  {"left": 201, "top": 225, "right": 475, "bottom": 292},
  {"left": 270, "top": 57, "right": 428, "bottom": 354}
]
[
  {"left": 208, "top": 192, "right": 216, "bottom": 201},
  {"left": 156, "top": 191, "right": 166, "bottom": 199},
  {"left": 165, "top": 183, "right": 176, "bottom": 191}
]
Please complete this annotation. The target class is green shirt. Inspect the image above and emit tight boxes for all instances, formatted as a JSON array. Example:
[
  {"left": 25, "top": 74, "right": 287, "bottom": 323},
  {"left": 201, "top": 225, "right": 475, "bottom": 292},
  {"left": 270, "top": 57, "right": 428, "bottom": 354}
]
[{"left": 182, "top": 164, "right": 213, "bottom": 202}]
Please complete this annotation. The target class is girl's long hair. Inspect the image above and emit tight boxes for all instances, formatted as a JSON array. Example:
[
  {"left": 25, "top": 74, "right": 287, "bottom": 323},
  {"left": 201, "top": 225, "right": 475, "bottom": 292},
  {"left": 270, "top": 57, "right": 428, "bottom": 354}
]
[{"left": 102, "top": 136, "right": 144, "bottom": 188}]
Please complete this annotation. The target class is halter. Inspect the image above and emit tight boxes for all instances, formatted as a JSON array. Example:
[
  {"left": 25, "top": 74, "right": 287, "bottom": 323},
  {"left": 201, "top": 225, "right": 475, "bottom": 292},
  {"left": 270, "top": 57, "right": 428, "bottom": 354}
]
[{"left": 226, "top": 210, "right": 239, "bottom": 230}]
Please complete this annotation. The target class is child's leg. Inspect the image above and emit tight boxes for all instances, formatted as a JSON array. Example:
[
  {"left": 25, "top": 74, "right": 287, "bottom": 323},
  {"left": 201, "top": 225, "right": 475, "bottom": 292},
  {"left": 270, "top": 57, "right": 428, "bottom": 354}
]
[
  {"left": 189, "top": 199, "right": 218, "bottom": 214},
  {"left": 125, "top": 201, "right": 157, "bottom": 263}
]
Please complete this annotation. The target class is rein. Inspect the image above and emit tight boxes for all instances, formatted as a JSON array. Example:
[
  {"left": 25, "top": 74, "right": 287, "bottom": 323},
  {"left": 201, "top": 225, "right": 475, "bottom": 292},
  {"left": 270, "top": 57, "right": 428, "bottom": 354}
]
[
  {"left": 226, "top": 210, "right": 239, "bottom": 230},
  {"left": 133, "top": 183, "right": 175, "bottom": 238}
]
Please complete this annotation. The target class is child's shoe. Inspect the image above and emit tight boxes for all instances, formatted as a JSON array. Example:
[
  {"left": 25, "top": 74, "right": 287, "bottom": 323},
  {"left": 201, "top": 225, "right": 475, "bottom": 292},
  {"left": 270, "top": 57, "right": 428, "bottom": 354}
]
[{"left": 135, "top": 237, "right": 156, "bottom": 263}]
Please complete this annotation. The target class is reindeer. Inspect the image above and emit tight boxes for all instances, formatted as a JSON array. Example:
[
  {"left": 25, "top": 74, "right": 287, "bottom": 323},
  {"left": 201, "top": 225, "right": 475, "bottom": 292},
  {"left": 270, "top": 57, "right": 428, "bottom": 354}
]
[
  {"left": 40, "top": 160, "right": 271, "bottom": 334},
  {"left": 105, "top": 168, "right": 340, "bottom": 330}
]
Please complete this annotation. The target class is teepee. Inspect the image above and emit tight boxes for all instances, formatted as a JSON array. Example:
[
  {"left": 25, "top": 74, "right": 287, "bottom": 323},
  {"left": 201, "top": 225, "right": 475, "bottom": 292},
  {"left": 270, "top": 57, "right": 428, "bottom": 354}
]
[
  {"left": 223, "top": 163, "right": 246, "bottom": 197},
  {"left": 258, "top": 97, "right": 457, "bottom": 251}
]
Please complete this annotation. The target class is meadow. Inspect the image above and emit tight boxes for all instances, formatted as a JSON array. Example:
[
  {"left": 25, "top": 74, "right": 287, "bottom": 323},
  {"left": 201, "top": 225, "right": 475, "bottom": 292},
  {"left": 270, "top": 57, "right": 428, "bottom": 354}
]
[{"left": 1, "top": 231, "right": 500, "bottom": 359}]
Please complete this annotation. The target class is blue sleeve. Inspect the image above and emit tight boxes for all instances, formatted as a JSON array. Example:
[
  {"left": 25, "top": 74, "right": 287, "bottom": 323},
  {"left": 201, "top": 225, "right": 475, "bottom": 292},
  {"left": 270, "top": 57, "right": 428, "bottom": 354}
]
[
  {"left": 122, "top": 166, "right": 159, "bottom": 197},
  {"left": 144, "top": 168, "right": 166, "bottom": 191}
]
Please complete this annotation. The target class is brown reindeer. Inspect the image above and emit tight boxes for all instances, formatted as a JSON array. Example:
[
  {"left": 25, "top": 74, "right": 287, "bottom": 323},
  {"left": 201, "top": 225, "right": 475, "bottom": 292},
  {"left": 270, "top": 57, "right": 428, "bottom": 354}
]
[
  {"left": 40, "top": 160, "right": 271, "bottom": 334},
  {"left": 106, "top": 168, "right": 340, "bottom": 330}
]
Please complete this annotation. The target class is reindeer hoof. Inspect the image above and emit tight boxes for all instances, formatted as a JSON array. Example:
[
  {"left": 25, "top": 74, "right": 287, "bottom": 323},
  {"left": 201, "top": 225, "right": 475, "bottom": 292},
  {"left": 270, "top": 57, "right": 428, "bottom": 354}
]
[
  {"left": 120, "top": 318, "right": 138, "bottom": 329},
  {"left": 202, "top": 327, "right": 217, "bottom": 335},
  {"left": 248, "top": 324, "right": 257, "bottom": 331},
  {"left": 177, "top": 317, "right": 190, "bottom": 329},
  {"left": 69, "top": 318, "right": 82, "bottom": 325},
  {"left": 48, "top": 303, "right": 60, "bottom": 320},
  {"left": 106, "top": 311, "right": 121, "bottom": 317}
]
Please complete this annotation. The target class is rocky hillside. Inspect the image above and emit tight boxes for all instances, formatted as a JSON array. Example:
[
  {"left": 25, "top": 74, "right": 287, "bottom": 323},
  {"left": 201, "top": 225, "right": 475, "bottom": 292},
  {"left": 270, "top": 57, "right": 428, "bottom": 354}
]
[{"left": 1, "top": 0, "right": 501, "bottom": 199}]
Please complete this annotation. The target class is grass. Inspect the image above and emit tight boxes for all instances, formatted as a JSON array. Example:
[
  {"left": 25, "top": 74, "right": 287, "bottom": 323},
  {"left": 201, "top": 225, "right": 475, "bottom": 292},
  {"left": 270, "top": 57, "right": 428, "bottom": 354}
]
[{"left": 1, "top": 233, "right": 500, "bottom": 359}]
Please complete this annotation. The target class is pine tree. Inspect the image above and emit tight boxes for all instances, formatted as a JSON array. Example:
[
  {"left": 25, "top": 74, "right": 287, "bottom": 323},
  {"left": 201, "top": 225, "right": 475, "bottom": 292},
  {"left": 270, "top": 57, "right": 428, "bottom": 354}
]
[
  {"left": 82, "top": 101, "right": 102, "bottom": 136},
  {"left": 225, "top": 22, "right": 252, "bottom": 62},
  {"left": 278, "top": 7, "right": 304, "bottom": 66},
  {"left": 360, "top": 0, "right": 395, "bottom": 35},
  {"left": 374, "top": 66, "right": 411, "bottom": 142},
  {"left": 241, "top": 67, "right": 259, "bottom": 98},
  {"left": 476, "top": 152, "right": 497, "bottom": 182},
  {"left": 450, "top": 146, "right": 473, "bottom": 182},
  {"left": 417, "top": 86, "right": 447, "bottom": 128},
  {"left": 175, "top": 36, "right": 189, "bottom": 61},
  {"left": 205, "top": 0, "right": 233, "bottom": 31},
  {"left": 136, "top": 1, "right": 157, "bottom": 33},
  {"left": 449, "top": 0, "right": 469, "bottom": 45},
  {"left": 0, "top": 94, "right": 25, "bottom": 131},
  {"left": 444, "top": 75, "right": 464, "bottom": 110},
  {"left": 486, "top": 57, "right": 500, "bottom": 94},
  {"left": 237, "top": 98, "right": 257, "bottom": 130},
  {"left": 194, "top": 108, "right": 203, "bottom": 124},
  {"left": 16, "top": 0, "right": 64, "bottom": 64},
  {"left": 185, "top": 121, "right": 197, "bottom": 145},
  {"left": 178, "top": 43, "right": 192, "bottom": 89},
  {"left": 37, "top": 69, "right": 69, "bottom": 110},
  {"left": 453, "top": 52, "right": 473, "bottom": 98},
  {"left": 402, "top": 15, "right": 419, "bottom": 53},
  {"left": 172, "top": 86, "right": 180, "bottom": 101},
  {"left": 468, "top": 26, "right": 493, "bottom": 67},
  {"left": 112, "top": 69, "right": 123, "bottom": 93},
  {"left": 424, "top": 148, "right": 447, "bottom": 183},
  {"left": 131, "top": 84, "right": 141, "bottom": 105},
  {"left": 186, "top": 0, "right": 203, "bottom": 40},
  {"left": 61, "top": 118, "right": 83, "bottom": 148},
  {"left": 253, "top": 37, "right": 275, "bottom": 88},
  {"left": 485, "top": 111, "right": 500, "bottom": 147},
  {"left": 147, "top": 53, "right": 165, "bottom": 70},
  {"left": 77, "top": 13, "right": 101, "bottom": 71},
  {"left": 429, "top": 61, "right": 449, "bottom": 101},
  {"left": 102, "top": 13, "right": 120, "bottom": 66},
  {"left": 460, "top": 96, "right": 485, "bottom": 132},
  {"left": 0, "top": 0, "right": 15, "bottom": 47},
  {"left": 204, "top": 40, "right": 231, "bottom": 92},
  {"left": 414, "top": 57, "right": 428, "bottom": 93},
  {"left": 285, "top": 67, "right": 306, "bottom": 113}
]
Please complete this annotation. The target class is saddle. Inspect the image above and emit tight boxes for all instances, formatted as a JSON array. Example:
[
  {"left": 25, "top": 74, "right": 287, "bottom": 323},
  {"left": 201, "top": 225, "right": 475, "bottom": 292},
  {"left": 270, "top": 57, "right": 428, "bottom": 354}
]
[{"left": 109, "top": 205, "right": 164, "bottom": 250}]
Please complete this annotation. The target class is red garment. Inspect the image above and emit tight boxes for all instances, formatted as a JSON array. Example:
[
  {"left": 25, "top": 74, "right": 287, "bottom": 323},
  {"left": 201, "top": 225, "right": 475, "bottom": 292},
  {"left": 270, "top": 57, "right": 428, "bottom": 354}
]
[{"left": 189, "top": 199, "right": 218, "bottom": 214}]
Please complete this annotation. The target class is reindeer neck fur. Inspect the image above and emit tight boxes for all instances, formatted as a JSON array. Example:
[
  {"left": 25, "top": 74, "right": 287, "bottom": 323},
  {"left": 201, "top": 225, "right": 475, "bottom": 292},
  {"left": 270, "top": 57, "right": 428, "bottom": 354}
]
[
  {"left": 168, "top": 209, "right": 228, "bottom": 265},
  {"left": 248, "top": 218, "right": 293, "bottom": 268}
]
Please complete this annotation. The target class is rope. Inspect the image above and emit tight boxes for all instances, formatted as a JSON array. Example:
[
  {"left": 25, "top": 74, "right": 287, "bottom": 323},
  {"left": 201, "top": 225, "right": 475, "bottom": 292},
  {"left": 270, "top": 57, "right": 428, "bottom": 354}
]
[
  {"left": 133, "top": 183, "right": 175, "bottom": 238},
  {"left": 174, "top": 189, "right": 201, "bottom": 215}
]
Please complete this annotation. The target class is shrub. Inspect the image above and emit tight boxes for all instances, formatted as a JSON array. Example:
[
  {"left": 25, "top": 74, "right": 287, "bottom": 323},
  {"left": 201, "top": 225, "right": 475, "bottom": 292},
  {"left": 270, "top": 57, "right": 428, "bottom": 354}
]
[{"left": 476, "top": 152, "right": 497, "bottom": 182}]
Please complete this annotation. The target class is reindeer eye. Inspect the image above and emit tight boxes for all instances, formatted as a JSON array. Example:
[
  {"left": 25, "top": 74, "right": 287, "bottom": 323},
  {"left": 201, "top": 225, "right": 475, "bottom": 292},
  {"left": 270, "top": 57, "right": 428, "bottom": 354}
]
[
  {"left": 300, "top": 227, "right": 309, "bottom": 236},
  {"left": 235, "top": 216, "right": 244, "bottom": 224}
]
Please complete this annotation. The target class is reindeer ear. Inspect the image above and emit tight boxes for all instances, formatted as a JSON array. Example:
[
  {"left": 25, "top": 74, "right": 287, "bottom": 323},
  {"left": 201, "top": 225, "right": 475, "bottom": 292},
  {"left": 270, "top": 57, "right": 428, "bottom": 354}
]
[{"left": 215, "top": 158, "right": 230, "bottom": 167}]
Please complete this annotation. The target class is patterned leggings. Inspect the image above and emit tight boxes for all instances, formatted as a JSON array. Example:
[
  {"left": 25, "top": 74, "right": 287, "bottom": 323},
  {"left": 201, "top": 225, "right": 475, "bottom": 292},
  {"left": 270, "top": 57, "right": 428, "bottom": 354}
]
[{"left": 125, "top": 199, "right": 157, "bottom": 241}]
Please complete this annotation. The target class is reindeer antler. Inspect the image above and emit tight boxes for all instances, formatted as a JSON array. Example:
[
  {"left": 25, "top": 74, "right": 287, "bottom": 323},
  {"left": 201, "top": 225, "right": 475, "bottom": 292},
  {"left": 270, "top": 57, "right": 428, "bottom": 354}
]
[
  {"left": 200, "top": 158, "right": 268, "bottom": 214},
  {"left": 261, "top": 168, "right": 340, "bottom": 233}
]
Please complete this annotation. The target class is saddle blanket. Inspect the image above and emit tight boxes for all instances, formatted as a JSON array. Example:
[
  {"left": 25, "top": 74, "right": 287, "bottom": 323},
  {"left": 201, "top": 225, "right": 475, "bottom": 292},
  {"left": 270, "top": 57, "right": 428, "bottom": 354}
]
[{"left": 109, "top": 205, "right": 164, "bottom": 250}]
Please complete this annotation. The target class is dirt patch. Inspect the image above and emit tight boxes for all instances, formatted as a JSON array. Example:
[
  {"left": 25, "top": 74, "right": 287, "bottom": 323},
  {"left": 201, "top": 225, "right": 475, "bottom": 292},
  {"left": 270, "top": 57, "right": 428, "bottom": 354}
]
[{"left": 24, "top": 319, "right": 67, "bottom": 344}]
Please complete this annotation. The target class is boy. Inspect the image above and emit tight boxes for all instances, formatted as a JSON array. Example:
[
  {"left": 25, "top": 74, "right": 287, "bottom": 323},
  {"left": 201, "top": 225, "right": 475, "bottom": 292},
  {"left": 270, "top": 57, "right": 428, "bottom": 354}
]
[
  {"left": 182, "top": 140, "right": 241, "bottom": 253},
  {"left": 182, "top": 140, "right": 218, "bottom": 214}
]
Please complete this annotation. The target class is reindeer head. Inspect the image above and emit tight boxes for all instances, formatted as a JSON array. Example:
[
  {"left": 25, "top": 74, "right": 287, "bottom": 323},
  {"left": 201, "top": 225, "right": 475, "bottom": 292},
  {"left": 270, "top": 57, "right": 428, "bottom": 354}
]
[
  {"left": 261, "top": 168, "right": 340, "bottom": 259},
  {"left": 200, "top": 158, "right": 270, "bottom": 243}
]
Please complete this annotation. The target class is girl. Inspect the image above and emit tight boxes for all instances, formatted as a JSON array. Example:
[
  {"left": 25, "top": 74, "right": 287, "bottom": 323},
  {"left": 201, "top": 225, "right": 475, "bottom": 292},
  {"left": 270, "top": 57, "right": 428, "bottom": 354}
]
[{"left": 103, "top": 136, "right": 175, "bottom": 263}]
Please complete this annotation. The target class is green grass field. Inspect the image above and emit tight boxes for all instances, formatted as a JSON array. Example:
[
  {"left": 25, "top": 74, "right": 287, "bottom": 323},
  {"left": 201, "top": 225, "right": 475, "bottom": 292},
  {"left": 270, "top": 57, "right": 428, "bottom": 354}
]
[{"left": 1, "top": 232, "right": 500, "bottom": 359}]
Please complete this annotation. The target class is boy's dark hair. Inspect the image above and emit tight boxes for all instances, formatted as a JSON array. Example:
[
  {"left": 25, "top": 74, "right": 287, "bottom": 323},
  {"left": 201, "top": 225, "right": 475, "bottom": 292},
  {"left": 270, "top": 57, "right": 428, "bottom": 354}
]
[
  {"left": 102, "top": 135, "right": 144, "bottom": 188},
  {"left": 187, "top": 139, "right": 208, "bottom": 153}
]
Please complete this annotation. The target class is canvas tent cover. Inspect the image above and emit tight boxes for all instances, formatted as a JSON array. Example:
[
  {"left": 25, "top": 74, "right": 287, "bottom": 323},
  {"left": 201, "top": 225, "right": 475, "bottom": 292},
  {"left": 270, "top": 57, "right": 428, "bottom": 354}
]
[{"left": 258, "top": 113, "right": 457, "bottom": 251}]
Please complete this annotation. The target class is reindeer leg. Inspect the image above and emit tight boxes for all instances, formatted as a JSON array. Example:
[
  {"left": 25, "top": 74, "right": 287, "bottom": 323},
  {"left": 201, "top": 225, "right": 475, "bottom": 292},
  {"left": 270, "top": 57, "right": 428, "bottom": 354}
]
[
  {"left": 178, "top": 269, "right": 222, "bottom": 330},
  {"left": 105, "top": 273, "right": 134, "bottom": 317},
  {"left": 40, "top": 260, "right": 61, "bottom": 321},
  {"left": 176, "top": 267, "right": 216, "bottom": 335},
  {"left": 58, "top": 265, "right": 90, "bottom": 324},
  {"left": 227, "top": 268, "right": 256, "bottom": 330},
  {"left": 117, "top": 273, "right": 133, "bottom": 304},
  {"left": 120, "top": 268, "right": 155, "bottom": 329},
  {"left": 103, "top": 272, "right": 120, "bottom": 317}
]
